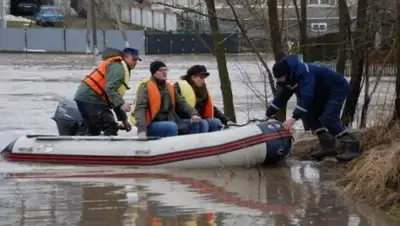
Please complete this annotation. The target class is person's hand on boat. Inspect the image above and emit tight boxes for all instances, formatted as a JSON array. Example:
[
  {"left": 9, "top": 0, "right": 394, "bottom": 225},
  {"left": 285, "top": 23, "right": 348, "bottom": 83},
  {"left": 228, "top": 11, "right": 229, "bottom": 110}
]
[
  {"left": 137, "top": 132, "right": 146, "bottom": 138},
  {"left": 121, "top": 103, "right": 131, "bottom": 112},
  {"left": 191, "top": 115, "right": 201, "bottom": 122},
  {"left": 122, "top": 120, "right": 132, "bottom": 132},
  {"left": 283, "top": 117, "right": 296, "bottom": 131}
]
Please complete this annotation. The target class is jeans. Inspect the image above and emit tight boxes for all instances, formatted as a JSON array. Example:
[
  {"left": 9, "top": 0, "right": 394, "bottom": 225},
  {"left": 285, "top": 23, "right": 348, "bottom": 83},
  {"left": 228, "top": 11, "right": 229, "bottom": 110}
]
[
  {"left": 147, "top": 121, "right": 178, "bottom": 137},
  {"left": 205, "top": 118, "right": 223, "bottom": 132},
  {"left": 182, "top": 119, "right": 207, "bottom": 134},
  {"left": 147, "top": 119, "right": 206, "bottom": 137}
]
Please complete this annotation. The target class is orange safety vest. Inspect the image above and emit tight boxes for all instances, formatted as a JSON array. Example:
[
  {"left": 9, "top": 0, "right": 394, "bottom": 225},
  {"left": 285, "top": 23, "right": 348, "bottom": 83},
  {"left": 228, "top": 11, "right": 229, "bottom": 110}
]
[
  {"left": 130, "top": 79, "right": 176, "bottom": 126},
  {"left": 82, "top": 56, "right": 129, "bottom": 105},
  {"left": 202, "top": 95, "right": 214, "bottom": 118}
]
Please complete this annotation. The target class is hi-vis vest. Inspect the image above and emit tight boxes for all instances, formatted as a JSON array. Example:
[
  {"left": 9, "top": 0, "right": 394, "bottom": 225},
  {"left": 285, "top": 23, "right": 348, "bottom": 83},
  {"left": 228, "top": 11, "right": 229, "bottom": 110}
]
[
  {"left": 82, "top": 56, "right": 130, "bottom": 106},
  {"left": 178, "top": 80, "right": 214, "bottom": 118},
  {"left": 129, "top": 78, "right": 175, "bottom": 126}
]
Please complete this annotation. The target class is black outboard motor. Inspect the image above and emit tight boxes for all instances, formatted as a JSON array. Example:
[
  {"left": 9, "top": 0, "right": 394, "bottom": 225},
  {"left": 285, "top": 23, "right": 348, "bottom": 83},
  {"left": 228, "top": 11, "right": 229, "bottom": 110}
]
[{"left": 51, "top": 97, "right": 84, "bottom": 135}]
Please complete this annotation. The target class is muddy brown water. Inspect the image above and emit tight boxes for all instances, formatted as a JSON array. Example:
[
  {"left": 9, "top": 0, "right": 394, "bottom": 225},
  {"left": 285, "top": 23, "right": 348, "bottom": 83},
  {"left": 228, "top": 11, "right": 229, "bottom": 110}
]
[{"left": 0, "top": 53, "right": 398, "bottom": 226}]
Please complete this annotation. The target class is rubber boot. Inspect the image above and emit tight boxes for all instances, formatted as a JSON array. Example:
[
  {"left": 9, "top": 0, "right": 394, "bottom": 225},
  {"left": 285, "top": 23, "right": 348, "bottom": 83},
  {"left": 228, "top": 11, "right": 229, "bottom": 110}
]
[
  {"left": 336, "top": 134, "right": 360, "bottom": 161},
  {"left": 309, "top": 132, "right": 337, "bottom": 160}
]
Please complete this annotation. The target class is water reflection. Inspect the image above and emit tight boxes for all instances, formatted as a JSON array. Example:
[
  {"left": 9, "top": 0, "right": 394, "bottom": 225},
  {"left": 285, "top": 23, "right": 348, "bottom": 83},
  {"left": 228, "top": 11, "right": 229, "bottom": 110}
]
[{"left": 3, "top": 164, "right": 398, "bottom": 226}]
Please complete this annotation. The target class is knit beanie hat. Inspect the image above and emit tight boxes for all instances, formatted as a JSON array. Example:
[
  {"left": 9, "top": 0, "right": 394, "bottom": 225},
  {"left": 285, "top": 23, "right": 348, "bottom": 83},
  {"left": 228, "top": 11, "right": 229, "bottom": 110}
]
[
  {"left": 150, "top": 61, "right": 167, "bottom": 75},
  {"left": 272, "top": 59, "right": 291, "bottom": 78}
]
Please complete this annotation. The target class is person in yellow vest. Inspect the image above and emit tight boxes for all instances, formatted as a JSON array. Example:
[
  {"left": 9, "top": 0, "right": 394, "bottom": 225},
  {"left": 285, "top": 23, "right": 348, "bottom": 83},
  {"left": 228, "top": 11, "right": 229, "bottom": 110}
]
[
  {"left": 130, "top": 61, "right": 202, "bottom": 138},
  {"left": 174, "top": 65, "right": 235, "bottom": 133},
  {"left": 74, "top": 47, "right": 140, "bottom": 136}
]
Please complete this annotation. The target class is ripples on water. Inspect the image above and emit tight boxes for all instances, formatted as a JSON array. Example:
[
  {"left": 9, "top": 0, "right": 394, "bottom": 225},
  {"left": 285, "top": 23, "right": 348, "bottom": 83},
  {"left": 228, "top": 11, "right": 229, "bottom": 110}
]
[
  {"left": 0, "top": 163, "right": 398, "bottom": 226},
  {"left": 0, "top": 54, "right": 398, "bottom": 226}
]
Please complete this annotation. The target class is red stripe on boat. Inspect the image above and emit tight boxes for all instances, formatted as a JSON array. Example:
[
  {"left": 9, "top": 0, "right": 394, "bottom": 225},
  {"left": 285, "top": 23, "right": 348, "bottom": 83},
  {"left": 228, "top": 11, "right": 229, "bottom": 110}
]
[{"left": 2, "top": 131, "right": 292, "bottom": 165}]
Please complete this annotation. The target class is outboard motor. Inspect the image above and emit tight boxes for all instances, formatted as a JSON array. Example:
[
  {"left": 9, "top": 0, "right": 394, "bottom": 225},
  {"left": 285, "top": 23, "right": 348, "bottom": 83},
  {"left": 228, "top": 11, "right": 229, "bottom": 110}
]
[{"left": 51, "top": 97, "right": 84, "bottom": 135}]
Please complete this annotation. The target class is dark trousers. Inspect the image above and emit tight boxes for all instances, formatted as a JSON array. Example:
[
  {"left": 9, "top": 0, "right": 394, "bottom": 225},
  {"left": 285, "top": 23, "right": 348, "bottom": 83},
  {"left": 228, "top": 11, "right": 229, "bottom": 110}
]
[
  {"left": 75, "top": 100, "right": 119, "bottom": 136},
  {"left": 302, "top": 83, "right": 349, "bottom": 137}
]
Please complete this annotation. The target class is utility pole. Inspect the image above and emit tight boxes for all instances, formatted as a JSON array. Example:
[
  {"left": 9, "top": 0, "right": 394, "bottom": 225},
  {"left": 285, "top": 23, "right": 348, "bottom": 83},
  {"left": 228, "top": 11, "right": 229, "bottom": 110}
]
[
  {"left": 0, "top": 0, "right": 6, "bottom": 28},
  {"left": 86, "top": 3, "right": 91, "bottom": 53},
  {"left": 90, "top": 0, "right": 98, "bottom": 56}
]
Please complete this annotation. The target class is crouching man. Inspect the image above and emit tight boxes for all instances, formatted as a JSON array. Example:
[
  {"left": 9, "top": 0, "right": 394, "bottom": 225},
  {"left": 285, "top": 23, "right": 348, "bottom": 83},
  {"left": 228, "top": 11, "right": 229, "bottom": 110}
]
[{"left": 265, "top": 55, "right": 360, "bottom": 161}]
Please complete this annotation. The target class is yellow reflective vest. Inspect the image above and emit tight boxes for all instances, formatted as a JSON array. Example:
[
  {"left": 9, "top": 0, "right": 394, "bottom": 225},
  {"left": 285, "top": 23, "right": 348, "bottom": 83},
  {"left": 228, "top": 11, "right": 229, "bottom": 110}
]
[{"left": 177, "top": 80, "right": 214, "bottom": 118}]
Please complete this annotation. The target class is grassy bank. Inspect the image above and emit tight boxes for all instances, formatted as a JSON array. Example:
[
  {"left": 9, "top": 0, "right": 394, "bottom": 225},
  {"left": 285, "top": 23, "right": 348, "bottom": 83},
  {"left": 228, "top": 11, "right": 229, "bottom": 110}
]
[{"left": 292, "top": 124, "right": 400, "bottom": 218}]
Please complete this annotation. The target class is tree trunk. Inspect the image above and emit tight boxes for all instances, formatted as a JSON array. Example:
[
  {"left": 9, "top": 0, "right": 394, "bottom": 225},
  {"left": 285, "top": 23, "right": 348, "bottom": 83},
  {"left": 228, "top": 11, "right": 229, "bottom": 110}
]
[
  {"left": 204, "top": 0, "right": 236, "bottom": 122},
  {"left": 336, "top": 0, "right": 349, "bottom": 74},
  {"left": 267, "top": 0, "right": 286, "bottom": 121},
  {"left": 393, "top": 0, "right": 400, "bottom": 121},
  {"left": 360, "top": 57, "right": 370, "bottom": 128},
  {"left": 267, "top": 0, "right": 285, "bottom": 61},
  {"left": 340, "top": 0, "right": 368, "bottom": 127},
  {"left": 299, "top": 0, "right": 308, "bottom": 61}
]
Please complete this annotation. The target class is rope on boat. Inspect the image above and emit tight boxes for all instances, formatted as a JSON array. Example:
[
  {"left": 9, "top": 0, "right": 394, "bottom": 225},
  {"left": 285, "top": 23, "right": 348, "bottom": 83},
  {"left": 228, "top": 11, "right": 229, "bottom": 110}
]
[{"left": 225, "top": 117, "right": 296, "bottom": 150}]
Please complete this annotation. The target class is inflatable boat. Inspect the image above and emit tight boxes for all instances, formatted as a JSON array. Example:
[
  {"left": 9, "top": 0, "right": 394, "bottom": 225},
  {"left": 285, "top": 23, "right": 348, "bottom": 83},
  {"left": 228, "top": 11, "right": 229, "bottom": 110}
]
[{"left": 1, "top": 98, "right": 293, "bottom": 168}]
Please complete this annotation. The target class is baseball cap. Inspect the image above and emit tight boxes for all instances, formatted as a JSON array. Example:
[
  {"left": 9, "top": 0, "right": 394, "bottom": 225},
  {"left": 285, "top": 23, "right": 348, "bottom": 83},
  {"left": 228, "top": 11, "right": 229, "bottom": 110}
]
[{"left": 122, "top": 48, "right": 142, "bottom": 61}]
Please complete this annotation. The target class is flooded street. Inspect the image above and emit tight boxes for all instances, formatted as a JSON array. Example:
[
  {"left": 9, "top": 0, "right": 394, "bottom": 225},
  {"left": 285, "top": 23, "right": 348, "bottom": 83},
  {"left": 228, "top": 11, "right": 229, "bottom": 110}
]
[
  {"left": 1, "top": 164, "right": 399, "bottom": 226},
  {"left": 0, "top": 53, "right": 398, "bottom": 226}
]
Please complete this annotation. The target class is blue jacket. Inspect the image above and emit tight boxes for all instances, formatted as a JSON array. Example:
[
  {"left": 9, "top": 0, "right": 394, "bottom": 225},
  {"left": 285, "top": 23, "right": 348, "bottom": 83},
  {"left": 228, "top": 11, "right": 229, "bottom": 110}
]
[{"left": 266, "top": 55, "right": 349, "bottom": 120}]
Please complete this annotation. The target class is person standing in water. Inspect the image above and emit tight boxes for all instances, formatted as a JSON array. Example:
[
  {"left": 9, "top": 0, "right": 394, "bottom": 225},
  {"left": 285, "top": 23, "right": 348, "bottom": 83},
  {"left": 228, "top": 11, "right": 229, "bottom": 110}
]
[{"left": 265, "top": 55, "right": 360, "bottom": 161}]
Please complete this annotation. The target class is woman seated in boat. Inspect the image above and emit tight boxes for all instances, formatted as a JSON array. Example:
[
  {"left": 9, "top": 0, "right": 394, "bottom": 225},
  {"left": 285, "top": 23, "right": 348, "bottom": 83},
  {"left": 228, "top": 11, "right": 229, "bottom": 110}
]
[
  {"left": 174, "top": 65, "right": 235, "bottom": 133},
  {"left": 129, "top": 61, "right": 203, "bottom": 138}
]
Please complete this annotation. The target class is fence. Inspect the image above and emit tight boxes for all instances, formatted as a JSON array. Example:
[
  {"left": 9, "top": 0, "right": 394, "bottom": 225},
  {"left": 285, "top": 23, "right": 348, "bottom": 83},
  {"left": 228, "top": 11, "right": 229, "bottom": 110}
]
[
  {"left": 0, "top": 28, "right": 145, "bottom": 54},
  {"left": 145, "top": 32, "right": 239, "bottom": 54},
  {"left": 322, "top": 62, "right": 397, "bottom": 77},
  {"left": 0, "top": 28, "right": 240, "bottom": 54}
]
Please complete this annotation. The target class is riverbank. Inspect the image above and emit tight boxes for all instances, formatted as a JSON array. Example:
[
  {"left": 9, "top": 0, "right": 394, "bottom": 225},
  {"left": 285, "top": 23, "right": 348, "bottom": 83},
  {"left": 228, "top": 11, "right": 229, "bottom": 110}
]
[{"left": 292, "top": 123, "right": 400, "bottom": 219}]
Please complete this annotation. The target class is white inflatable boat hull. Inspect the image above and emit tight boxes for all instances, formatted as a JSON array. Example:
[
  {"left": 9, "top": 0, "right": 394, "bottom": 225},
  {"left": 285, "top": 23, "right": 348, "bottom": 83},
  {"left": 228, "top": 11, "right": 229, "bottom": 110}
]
[{"left": 1, "top": 120, "right": 293, "bottom": 168}]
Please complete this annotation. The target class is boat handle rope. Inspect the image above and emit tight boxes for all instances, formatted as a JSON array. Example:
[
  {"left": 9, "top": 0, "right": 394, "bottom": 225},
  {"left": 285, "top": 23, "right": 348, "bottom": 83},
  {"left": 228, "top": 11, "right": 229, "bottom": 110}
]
[
  {"left": 225, "top": 117, "right": 296, "bottom": 159},
  {"left": 224, "top": 117, "right": 296, "bottom": 143}
]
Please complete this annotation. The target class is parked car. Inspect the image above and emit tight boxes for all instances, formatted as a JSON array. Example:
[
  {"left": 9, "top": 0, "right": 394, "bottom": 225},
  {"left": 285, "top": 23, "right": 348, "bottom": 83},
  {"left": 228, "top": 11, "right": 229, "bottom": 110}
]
[
  {"left": 35, "top": 5, "right": 64, "bottom": 27},
  {"left": 16, "top": 0, "right": 39, "bottom": 16}
]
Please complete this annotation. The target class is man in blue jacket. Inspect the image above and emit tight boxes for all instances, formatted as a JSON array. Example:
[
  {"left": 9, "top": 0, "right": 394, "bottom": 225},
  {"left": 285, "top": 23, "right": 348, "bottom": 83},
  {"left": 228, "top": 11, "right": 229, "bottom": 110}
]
[{"left": 265, "top": 55, "right": 360, "bottom": 161}]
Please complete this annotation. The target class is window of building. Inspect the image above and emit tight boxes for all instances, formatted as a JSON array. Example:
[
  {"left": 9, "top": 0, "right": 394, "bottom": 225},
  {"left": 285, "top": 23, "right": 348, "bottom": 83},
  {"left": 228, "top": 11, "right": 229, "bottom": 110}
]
[{"left": 311, "top": 23, "right": 328, "bottom": 32}]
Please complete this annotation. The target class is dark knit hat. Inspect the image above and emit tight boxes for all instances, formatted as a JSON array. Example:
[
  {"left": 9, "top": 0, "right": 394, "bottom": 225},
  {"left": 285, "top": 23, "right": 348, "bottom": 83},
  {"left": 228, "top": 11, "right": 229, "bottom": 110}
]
[
  {"left": 150, "top": 61, "right": 167, "bottom": 75},
  {"left": 272, "top": 59, "right": 291, "bottom": 78}
]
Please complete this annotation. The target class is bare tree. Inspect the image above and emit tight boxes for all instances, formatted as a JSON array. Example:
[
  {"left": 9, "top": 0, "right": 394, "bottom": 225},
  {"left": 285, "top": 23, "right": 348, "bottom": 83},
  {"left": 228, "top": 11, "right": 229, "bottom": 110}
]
[
  {"left": 267, "top": 0, "right": 286, "bottom": 121},
  {"left": 392, "top": 0, "right": 400, "bottom": 121},
  {"left": 204, "top": 0, "right": 237, "bottom": 122},
  {"left": 336, "top": 0, "right": 351, "bottom": 74},
  {"left": 341, "top": 0, "right": 369, "bottom": 126}
]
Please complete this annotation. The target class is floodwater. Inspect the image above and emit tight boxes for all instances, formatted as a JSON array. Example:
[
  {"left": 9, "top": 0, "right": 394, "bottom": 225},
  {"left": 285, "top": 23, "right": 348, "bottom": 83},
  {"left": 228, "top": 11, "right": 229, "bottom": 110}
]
[{"left": 0, "top": 53, "right": 398, "bottom": 226}]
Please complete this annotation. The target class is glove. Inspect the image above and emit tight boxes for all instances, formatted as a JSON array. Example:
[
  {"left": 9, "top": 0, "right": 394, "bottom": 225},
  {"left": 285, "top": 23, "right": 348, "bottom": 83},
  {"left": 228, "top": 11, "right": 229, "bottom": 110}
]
[
  {"left": 122, "top": 120, "right": 132, "bottom": 132},
  {"left": 137, "top": 132, "right": 146, "bottom": 138}
]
